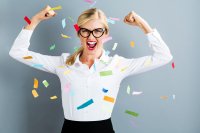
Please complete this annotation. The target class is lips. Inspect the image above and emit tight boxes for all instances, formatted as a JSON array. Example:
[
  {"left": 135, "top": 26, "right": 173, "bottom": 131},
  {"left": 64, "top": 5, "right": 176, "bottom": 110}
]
[{"left": 87, "top": 41, "right": 97, "bottom": 50}]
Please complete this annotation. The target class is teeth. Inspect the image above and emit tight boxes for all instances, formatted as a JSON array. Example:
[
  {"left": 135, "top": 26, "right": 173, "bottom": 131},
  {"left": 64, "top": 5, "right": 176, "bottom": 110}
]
[{"left": 87, "top": 42, "right": 96, "bottom": 44}]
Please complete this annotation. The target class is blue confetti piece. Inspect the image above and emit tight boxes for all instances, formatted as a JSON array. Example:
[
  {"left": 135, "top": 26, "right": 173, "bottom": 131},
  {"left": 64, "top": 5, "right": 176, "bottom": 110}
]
[
  {"left": 77, "top": 99, "right": 94, "bottom": 110},
  {"left": 107, "top": 18, "right": 115, "bottom": 24},
  {"left": 105, "top": 50, "right": 110, "bottom": 56},
  {"left": 32, "top": 64, "right": 43, "bottom": 68},
  {"left": 62, "top": 18, "right": 66, "bottom": 29},
  {"left": 102, "top": 88, "right": 108, "bottom": 93}
]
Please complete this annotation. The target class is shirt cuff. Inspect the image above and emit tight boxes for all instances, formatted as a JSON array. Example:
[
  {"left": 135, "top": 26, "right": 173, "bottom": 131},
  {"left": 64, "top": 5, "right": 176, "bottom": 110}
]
[{"left": 146, "top": 28, "right": 163, "bottom": 47}]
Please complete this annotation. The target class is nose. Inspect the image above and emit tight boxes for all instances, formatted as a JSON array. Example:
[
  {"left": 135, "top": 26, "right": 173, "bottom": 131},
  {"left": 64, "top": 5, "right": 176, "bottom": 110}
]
[{"left": 88, "top": 32, "right": 96, "bottom": 40}]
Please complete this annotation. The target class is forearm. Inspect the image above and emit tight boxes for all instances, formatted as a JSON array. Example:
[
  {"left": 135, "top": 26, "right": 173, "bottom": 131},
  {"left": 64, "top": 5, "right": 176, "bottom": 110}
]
[
  {"left": 24, "top": 17, "right": 41, "bottom": 30},
  {"left": 139, "top": 20, "right": 153, "bottom": 34}
]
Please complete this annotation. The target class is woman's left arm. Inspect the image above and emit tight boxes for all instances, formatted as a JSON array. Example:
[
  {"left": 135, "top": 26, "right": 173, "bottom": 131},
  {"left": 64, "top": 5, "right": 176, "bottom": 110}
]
[{"left": 118, "top": 11, "right": 173, "bottom": 79}]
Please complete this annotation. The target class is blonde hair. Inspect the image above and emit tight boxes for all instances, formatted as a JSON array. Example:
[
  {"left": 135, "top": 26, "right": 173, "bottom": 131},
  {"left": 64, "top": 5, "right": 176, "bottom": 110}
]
[{"left": 66, "top": 8, "right": 109, "bottom": 66}]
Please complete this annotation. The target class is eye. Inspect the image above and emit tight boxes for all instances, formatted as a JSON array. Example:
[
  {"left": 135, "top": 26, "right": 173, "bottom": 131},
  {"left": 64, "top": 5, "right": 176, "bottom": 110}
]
[
  {"left": 81, "top": 29, "right": 89, "bottom": 33},
  {"left": 94, "top": 28, "right": 104, "bottom": 33}
]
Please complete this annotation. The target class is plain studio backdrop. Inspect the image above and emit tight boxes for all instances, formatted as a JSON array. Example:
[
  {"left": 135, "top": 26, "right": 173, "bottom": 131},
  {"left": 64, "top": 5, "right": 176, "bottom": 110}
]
[{"left": 0, "top": 0, "right": 199, "bottom": 133}]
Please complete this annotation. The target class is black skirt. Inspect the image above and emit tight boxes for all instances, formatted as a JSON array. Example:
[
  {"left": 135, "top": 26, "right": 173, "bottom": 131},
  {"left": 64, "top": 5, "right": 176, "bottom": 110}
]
[{"left": 61, "top": 118, "right": 115, "bottom": 133}]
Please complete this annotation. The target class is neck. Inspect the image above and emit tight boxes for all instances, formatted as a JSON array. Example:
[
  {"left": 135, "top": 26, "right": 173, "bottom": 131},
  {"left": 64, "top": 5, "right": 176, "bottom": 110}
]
[{"left": 80, "top": 50, "right": 103, "bottom": 63}]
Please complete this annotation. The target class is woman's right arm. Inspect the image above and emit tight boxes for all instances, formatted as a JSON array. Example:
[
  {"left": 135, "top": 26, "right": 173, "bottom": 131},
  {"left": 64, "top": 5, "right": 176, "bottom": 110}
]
[{"left": 9, "top": 5, "right": 63, "bottom": 75}]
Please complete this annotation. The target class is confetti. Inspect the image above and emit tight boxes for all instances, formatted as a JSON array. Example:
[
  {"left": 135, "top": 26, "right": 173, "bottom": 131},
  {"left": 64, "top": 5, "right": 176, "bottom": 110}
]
[
  {"left": 99, "top": 70, "right": 112, "bottom": 76},
  {"left": 105, "top": 50, "right": 110, "bottom": 56},
  {"left": 50, "top": 96, "right": 57, "bottom": 100},
  {"left": 64, "top": 70, "right": 71, "bottom": 75},
  {"left": 103, "top": 96, "right": 115, "bottom": 103},
  {"left": 74, "top": 24, "right": 80, "bottom": 32},
  {"left": 68, "top": 16, "right": 74, "bottom": 22},
  {"left": 24, "top": 16, "right": 31, "bottom": 25},
  {"left": 23, "top": 56, "right": 32, "bottom": 59},
  {"left": 33, "top": 78, "right": 38, "bottom": 89},
  {"left": 32, "top": 64, "right": 43, "bottom": 68},
  {"left": 109, "top": 17, "right": 120, "bottom": 21},
  {"left": 74, "top": 46, "right": 79, "bottom": 52},
  {"left": 84, "top": 0, "right": 94, "bottom": 4},
  {"left": 127, "top": 85, "right": 131, "bottom": 94},
  {"left": 144, "top": 57, "right": 152, "bottom": 66},
  {"left": 121, "top": 66, "right": 128, "bottom": 72},
  {"left": 32, "top": 89, "right": 39, "bottom": 98},
  {"left": 102, "top": 36, "right": 112, "bottom": 43},
  {"left": 89, "top": 1, "right": 97, "bottom": 7},
  {"left": 61, "top": 34, "right": 71, "bottom": 38},
  {"left": 62, "top": 18, "right": 66, "bottom": 29},
  {"left": 49, "top": 44, "right": 56, "bottom": 51},
  {"left": 65, "top": 82, "right": 71, "bottom": 93},
  {"left": 132, "top": 91, "right": 143, "bottom": 95},
  {"left": 93, "top": 63, "right": 96, "bottom": 71},
  {"left": 102, "top": 88, "right": 108, "bottom": 93},
  {"left": 160, "top": 96, "right": 168, "bottom": 100},
  {"left": 50, "top": 6, "right": 62, "bottom": 11},
  {"left": 77, "top": 99, "right": 94, "bottom": 110},
  {"left": 107, "top": 18, "right": 115, "bottom": 24},
  {"left": 172, "top": 62, "right": 175, "bottom": 69},
  {"left": 112, "top": 43, "right": 118, "bottom": 51},
  {"left": 42, "top": 80, "right": 49, "bottom": 88},
  {"left": 130, "top": 41, "right": 135, "bottom": 47},
  {"left": 125, "top": 110, "right": 139, "bottom": 117}
]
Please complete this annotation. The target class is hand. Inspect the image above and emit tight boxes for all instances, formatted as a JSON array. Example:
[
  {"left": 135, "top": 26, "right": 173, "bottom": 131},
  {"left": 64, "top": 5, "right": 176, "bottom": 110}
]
[{"left": 124, "top": 11, "right": 153, "bottom": 34}]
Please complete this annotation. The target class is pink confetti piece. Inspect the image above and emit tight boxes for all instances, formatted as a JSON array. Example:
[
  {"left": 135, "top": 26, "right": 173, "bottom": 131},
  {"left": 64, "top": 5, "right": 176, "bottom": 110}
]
[
  {"left": 102, "top": 36, "right": 112, "bottom": 43},
  {"left": 172, "top": 62, "right": 175, "bottom": 69},
  {"left": 109, "top": 17, "right": 120, "bottom": 21},
  {"left": 65, "top": 82, "right": 71, "bottom": 93},
  {"left": 84, "top": 0, "right": 94, "bottom": 4}
]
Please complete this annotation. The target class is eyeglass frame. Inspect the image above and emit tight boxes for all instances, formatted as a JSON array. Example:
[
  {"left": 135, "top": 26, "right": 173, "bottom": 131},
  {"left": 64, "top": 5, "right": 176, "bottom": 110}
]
[{"left": 78, "top": 27, "right": 106, "bottom": 38}]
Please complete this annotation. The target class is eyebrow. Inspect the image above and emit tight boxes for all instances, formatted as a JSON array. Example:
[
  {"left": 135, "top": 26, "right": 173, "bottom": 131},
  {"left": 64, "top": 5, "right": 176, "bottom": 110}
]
[{"left": 80, "top": 28, "right": 104, "bottom": 30}]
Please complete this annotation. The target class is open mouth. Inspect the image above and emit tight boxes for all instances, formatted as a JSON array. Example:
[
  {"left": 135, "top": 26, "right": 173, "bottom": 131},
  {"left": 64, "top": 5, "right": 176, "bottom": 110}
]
[{"left": 87, "top": 41, "right": 97, "bottom": 50}]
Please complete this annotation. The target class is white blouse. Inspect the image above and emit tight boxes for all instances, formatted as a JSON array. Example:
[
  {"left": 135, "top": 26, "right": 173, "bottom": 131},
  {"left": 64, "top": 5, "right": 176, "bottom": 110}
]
[{"left": 9, "top": 28, "right": 173, "bottom": 121}]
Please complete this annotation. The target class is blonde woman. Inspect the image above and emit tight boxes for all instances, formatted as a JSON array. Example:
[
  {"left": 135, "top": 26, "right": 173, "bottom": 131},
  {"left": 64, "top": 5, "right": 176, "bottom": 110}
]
[{"left": 9, "top": 5, "right": 173, "bottom": 133}]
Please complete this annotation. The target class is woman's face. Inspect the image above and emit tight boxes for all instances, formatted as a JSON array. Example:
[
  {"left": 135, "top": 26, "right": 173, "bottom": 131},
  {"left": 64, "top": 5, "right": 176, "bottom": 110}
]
[{"left": 78, "top": 19, "right": 108, "bottom": 56}]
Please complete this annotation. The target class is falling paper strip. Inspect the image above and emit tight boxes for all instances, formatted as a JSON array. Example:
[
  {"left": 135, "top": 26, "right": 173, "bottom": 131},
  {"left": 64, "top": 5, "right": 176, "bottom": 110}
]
[
  {"left": 103, "top": 96, "right": 115, "bottom": 103},
  {"left": 93, "top": 63, "right": 96, "bottom": 71},
  {"left": 74, "top": 24, "right": 80, "bottom": 32},
  {"left": 62, "top": 18, "right": 66, "bottom": 29},
  {"left": 112, "top": 43, "right": 118, "bottom": 51},
  {"left": 24, "top": 16, "right": 31, "bottom": 25},
  {"left": 105, "top": 50, "right": 110, "bottom": 56},
  {"left": 121, "top": 66, "right": 128, "bottom": 72},
  {"left": 61, "top": 34, "right": 71, "bottom": 38},
  {"left": 102, "top": 88, "right": 108, "bottom": 93},
  {"left": 65, "top": 82, "right": 71, "bottom": 93},
  {"left": 107, "top": 18, "right": 115, "bottom": 24},
  {"left": 50, "top": 96, "right": 57, "bottom": 100},
  {"left": 77, "top": 99, "right": 94, "bottom": 110},
  {"left": 127, "top": 85, "right": 131, "bottom": 94},
  {"left": 160, "top": 96, "right": 168, "bottom": 100},
  {"left": 144, "top": 58, "right": 152, "bottom": 66},
  {"left": 132, "top": 91, "right": 143, "bottom": 95},
  {"left": 100, "top": 70, "right": 112, "bottom": 76},
  {"left": 64, "top": 70, "right": 71, "bottom": 75},
  {"left": 102, "top": 36, "right": 112, "bottom": 43},
  {"left": 23, "top": 56, "right": 32, "bottom": 59},
  {"left": 33, "top": 78, "right": 38, "bottom": 89},
  {"left": 32, "top": 64, "right": 43, "bottom": 68},
  {"left": 109, "top": 17, "right": 120, "bottom": 21},
  {"left": 42, "top": 80, "right": 49, "bottom": 88},
  {"left": 172, "top": 62, "right": 175, "bottom": 69},
  {"left": 74, "top": 47, "right": 79, "bottom": 52},
  {"left": 32, "top": 89, "right": 39, "bottom": 98},
  {"left": 125, "top": 110, "right": 139, "bottom": 117},
  {"left": 50, "top": 6, "right": 62, "bottom": 11},
  {"left": 130, "top": 41, "right": 135, "bottom": 47},
  {"left": 89, "top": 1, "right": 97, "bottom": 7},
  {"left": 49, "top": 44, "right": 56, "bottom": 51},
  {"left": 84, "top": 0, "right": 94, "bottom": 4}
]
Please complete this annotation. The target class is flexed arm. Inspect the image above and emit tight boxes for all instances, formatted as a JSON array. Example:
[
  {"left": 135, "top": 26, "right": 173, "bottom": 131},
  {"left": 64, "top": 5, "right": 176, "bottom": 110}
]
[{"left": 9, "top": 5, "right": 64, "bottom": 74}]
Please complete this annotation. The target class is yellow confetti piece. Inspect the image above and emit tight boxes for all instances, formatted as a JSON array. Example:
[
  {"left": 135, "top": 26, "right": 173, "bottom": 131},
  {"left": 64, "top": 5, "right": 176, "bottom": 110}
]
[
  {"left": 50, "top": 6, "right": 62, "bottom": 11},
  {"left": 57, "top": 65, "right": 65, "bottom": 68},
  {"left": 50, "top": 96, "right": 57, "bottom": 100},
  {"left": 23, "top": 56, "right": 32, "bottom": 59},
  {"left": 121, "top": 66, "right": 128, "bottom": 72},
  {"left": 32, "top": 89, "right": 39, "bottom": 98},
  {"left": 33, "top": 78, "right": 38, "bottom": 89},
  {"left": 103, "top": 96, "right": 115, "bottom": 103},
  {"left": 130, "top": 41, "right": 135, "bottom": 47},
  {"left": 144, "top": 58, "right": 152, "bottom": 66},
  {"left": 64, "top": 70, "right": 71, "bottom": 75},
  {"left": 61, "top": 34, "right": 71, "bottom": 38},
  {"left": 160, "top": 96, "right": 168, "bottom": 100}
]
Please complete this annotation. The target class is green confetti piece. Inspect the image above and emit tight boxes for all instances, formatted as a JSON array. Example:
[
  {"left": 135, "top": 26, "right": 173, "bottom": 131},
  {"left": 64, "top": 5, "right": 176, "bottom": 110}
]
[
  {"left": 74, "top": 47, "right": 79, "bottom": 52},
  {"left": 49, "top": 44, "right": 56, "bottom": 51},
  {"left": 125, "top": 110, "right": 139, "bottom": 117},
  {"left": 42, "top": 80, "right": 49, "bottom": 88},
  {"left": 99, "top": 70, "right": 112, "bottom": 76},
  {"left": 127, "top": 85, "right": 131, "bottom": 94}
]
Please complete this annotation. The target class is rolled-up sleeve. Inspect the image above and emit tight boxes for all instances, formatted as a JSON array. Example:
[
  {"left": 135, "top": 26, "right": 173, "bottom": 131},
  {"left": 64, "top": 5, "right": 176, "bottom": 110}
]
[
  {"left": 117, "top": 29, "right": 173, "bottom": 79},
  {"left": 9, "top": 28, "right": 64, "bottom": 74}
]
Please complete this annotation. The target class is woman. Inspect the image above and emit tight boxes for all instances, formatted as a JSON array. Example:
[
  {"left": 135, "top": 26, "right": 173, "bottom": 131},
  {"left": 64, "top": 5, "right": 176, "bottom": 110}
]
[{"left": 9, "top": 5, "right": 173, "bottom": 133}]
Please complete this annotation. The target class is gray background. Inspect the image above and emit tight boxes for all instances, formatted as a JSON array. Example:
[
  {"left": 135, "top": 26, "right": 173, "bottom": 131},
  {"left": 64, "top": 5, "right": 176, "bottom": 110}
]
[{"left": 0, "top": 0, "right": 199, "bottom": 133}]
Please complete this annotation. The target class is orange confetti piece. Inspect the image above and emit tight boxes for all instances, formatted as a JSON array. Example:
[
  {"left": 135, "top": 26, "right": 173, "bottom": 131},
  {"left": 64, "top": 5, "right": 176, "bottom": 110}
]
[
  {"left": 103, "top": 96, "right": 115, "bottom": 103},
  {"left": 33, "top": 78, "right": 38, "bottom": 89},
  {"left": 23, "top": 56, "right": 32, "bottom": 59},
  {"left": 160, "top": 96, "right": 168, "bottom": 100},
  {"left": 32, "top": 89, "right": 39, "bottom": 98}
]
